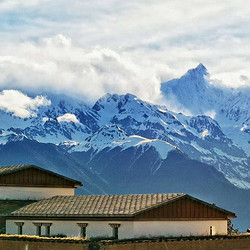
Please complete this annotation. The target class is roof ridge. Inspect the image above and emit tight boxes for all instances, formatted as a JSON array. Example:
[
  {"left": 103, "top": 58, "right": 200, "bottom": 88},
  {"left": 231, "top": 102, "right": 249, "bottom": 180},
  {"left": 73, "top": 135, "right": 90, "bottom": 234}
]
[{"left": 49, "top": 193, "right": 185, "bottom": 198}]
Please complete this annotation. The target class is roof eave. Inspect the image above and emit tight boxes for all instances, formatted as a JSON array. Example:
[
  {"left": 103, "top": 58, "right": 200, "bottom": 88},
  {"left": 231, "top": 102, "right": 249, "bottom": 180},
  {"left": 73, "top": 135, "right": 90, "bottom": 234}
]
[{"left": 74, "top": 183, "right": 83, "bottom": 187}]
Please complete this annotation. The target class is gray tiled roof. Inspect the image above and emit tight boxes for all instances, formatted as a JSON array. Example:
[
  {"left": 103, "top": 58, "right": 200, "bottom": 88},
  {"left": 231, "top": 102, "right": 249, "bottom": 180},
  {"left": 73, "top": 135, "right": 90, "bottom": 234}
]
[{"left": 12, "top": 193, "right": 185, "bottom": 217}]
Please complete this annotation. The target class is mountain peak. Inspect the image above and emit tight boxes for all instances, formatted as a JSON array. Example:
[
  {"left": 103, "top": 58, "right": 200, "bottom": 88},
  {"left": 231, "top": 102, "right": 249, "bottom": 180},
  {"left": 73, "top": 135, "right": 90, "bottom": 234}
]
[
  {"left": 196, "top": 63, "right": 207, "bottom": 71},
  {"left": 184, "top": 63, "right": 208, "bottom": 79},
  {"left": 92, "top": 93, "right": 138, "bottom": 112}
]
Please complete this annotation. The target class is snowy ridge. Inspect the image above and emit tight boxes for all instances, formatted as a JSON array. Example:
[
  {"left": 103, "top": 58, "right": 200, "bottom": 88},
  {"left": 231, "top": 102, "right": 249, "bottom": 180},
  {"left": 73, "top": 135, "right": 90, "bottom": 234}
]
[
  {"left": 0, "top": 90, "right": 248, "bottom": 189},
  {"left": 72, "top": 125, "right": 179, "bottom": 159},
  {"left": 0, "top": 64, "right": 249, "bottom": 189}
]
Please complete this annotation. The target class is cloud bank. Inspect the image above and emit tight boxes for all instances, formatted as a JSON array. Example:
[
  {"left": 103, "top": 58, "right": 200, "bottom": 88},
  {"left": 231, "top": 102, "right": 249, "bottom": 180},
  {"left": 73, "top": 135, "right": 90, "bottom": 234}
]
[
  {"left": 0, "top": 35, "right": 163, "bottom": 103},
  {"left": 0, "top": 90, "right": 51, "bottom": 118},
  {"left": 0, "top": 0, "right": 249, "bottom": 104}
]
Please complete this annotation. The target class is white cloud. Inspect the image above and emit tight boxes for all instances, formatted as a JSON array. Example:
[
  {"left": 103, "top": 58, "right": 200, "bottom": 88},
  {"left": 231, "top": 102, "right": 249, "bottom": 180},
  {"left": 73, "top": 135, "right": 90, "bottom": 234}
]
[
  {"left": 0, "top": 0, "right": 47, "bottom": 12},
  {"left": 0, "top": 35, "right": 163, "bottom": 103},
  {"left": 0, "top": 0, "right": 249, "bottom": 104},
  {"left": 57, "top": 113, "right": 79, "bottom": 123},
  {"left": 0, "top": 90, "right": 51, "bottom": 118}
]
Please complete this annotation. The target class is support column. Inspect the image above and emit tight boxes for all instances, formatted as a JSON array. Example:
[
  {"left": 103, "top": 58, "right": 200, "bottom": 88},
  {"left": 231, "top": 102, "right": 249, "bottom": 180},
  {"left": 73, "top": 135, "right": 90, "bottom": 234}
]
[
  {"left": 77, "top": 223, "right": 88, "bottom": 238},
  {"left": 109, "top": 223, "right": 120, "bottom": 239},
  {"left": 15, "top": 222, "right": 24, "bottom": 235},
  {"left": 33, "top": 223, "right": 42, "bottom": 236},
  {"left": 43, "top": 223, "right": 52, "bottom": 237}
]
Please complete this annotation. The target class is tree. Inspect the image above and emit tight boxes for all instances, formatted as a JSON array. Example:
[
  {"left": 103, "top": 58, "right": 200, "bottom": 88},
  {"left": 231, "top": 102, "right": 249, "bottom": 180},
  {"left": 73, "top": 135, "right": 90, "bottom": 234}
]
[{"left": 227, "top": 219, "right": 238, "bottom": 234}]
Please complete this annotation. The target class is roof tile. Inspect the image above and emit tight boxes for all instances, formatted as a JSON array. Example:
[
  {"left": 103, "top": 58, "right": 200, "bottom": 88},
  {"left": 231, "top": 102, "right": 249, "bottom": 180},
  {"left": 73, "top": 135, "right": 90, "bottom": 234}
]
[{"left": 12, "top": 193, "right": 185, "bottom": 217}]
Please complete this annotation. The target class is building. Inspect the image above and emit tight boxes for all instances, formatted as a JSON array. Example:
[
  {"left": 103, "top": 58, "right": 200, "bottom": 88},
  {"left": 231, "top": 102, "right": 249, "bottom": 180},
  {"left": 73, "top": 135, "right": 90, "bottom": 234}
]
[
  {"left": 0, "top": 165, "right": 82, "bottom": 200},
  {"left": 6, "top": 193, "right": 236, "bottom": 239}
]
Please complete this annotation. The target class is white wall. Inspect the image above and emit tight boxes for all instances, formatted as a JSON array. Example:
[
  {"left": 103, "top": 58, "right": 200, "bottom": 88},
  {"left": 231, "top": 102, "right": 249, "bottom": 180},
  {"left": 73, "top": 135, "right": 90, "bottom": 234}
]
[
  {"left": 133, "top": 220, "right": 228, "bottom": 237},
  {"left": 6, "top": 219, "right": 227, "bottom": 239},
  {"left": 0, "top": 186, "right": 75, "bottom": 200},
  {"left": 6, "top": 220, "right": 134, "bottom": 239}
]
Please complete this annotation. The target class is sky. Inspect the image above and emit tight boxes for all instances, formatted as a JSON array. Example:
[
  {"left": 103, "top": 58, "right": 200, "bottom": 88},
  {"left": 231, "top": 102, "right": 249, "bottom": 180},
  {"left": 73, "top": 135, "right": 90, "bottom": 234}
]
[{"left": 0, "top": 0, "right": 249, "bottom": 104}]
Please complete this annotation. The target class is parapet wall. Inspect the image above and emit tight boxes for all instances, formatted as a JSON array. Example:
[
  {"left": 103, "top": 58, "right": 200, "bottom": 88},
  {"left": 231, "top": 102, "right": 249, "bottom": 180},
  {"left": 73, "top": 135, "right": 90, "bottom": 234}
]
[
  {"left": 0, "top": 235, "right": 88, "bottom": 250},
  {"left": 0, "top": 235, "right": 249, "bottom": 250},
  {"left": 103, "top": 237, "right": 250, "bottom": 250},
  {"left": 0, "top": 240, "right": 85, "bottom": 250}
]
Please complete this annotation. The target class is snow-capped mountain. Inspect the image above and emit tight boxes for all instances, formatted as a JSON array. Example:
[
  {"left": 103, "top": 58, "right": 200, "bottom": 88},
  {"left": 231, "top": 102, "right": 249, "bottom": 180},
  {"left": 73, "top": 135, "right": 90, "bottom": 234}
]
[
  {"left": 88, "top": 93, "right": 249, "bottom": 188},
  {"left": 161, "top": 63, "right": 250, "bottom": 154},
  {"left": 0, "top": 92, "right": 98, "bottom": 144},
  {"left": 161, "top": 64, "right": 225, "bottom": 115},
  {"left": 0, "top": 87, "right": 249, "bottom": 189},
  {"left": 0, "top": 64, "right": 249, "bottom": 230}
]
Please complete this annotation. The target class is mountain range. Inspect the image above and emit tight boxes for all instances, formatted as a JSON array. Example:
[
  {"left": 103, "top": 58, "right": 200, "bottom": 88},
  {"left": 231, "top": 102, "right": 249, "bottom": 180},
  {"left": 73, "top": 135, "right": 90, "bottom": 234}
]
[{"left": 0, "top": 64, "right": 249, "bottom": 230}]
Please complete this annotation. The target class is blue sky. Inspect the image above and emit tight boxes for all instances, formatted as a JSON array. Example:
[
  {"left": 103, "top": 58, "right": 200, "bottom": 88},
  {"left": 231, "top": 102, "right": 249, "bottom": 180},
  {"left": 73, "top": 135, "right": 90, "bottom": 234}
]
[{"left": 0, "top": 0, "right": 249, "bottom": 103}]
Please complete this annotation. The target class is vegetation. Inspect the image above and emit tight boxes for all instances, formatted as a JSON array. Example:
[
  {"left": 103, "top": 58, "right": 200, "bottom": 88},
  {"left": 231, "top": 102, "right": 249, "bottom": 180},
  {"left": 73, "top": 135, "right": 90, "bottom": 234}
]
[
  {"left": 0, "top": 200, "right": 36, "bottom": 214},
  {"left": 0, "top": 234, "right": 89, "bottom": 244},
  {"left": 228, "top": 219, "right": 239, "bottom": 234},
  {"left": 50, "top": 234, "right": 67, "bottom": 238},
  {"left": 0, "top": 200, "right": 36, "bottom": 234},
  {"left": 89, "top": 236, "right": 116, "bottom": 242},
  {"left": 0, "top": 233, "right": 249, "bottom": 245}
]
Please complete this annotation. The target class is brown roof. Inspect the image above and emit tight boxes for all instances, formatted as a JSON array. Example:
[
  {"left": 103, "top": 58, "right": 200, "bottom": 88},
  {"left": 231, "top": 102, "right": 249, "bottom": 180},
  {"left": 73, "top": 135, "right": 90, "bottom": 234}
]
[
  {"left": 0, "top": 165, "right": 82, "bottom": 187},
  {"left": 11, "top": 193, "right": 185, "bottom": 217}
]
